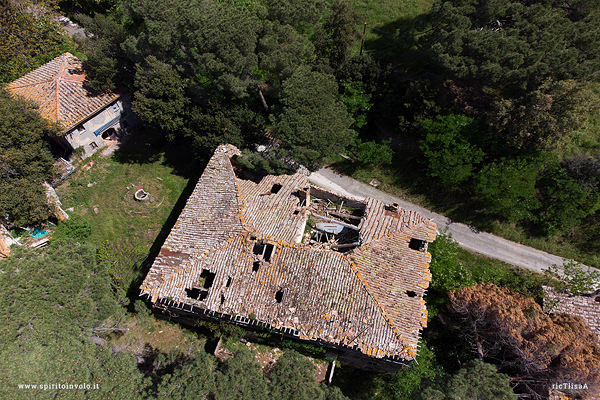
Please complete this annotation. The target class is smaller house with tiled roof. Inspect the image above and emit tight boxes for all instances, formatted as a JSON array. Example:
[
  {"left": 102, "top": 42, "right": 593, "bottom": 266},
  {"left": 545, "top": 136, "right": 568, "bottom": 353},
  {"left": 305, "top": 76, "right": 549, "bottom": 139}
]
[
  {"left": 140, "top": 144, "right": 437, "bottom": 372},
  {"left": 5, "top": 52, "right": 137, "bottom": 159}
]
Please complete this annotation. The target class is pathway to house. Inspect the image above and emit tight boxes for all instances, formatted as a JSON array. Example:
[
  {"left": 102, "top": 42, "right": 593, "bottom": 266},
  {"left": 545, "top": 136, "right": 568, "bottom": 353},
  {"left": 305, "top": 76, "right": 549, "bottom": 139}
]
[{"left": 308, "top": 167, "right": 587, "bottom": 275}]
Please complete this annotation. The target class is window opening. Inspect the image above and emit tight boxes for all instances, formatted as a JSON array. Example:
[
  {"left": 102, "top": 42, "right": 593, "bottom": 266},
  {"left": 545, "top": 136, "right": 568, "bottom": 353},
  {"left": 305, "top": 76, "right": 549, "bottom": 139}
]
[
  {"left": 271, "top": 183, "right": 282, "bottom": 194},
  {"left": 409, "top": 238, "right": 427, "bottom": 252},
  {"left": 275, "top": 289, "right": 284, "bottom": 303},
  {"left": 200, "top": 269, "right": 216, "bottom": 289}
]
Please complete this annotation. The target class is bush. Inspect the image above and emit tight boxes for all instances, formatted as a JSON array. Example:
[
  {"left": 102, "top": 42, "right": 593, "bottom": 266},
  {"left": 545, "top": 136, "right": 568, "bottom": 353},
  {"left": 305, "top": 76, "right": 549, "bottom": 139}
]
[{"left": 52, "top": 216, "right": 92, "bottom": 242}]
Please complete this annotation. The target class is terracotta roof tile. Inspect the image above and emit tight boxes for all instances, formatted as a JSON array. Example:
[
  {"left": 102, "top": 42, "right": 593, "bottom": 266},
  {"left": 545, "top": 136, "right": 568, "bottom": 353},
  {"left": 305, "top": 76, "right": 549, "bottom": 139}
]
[
  {"left": 140, "top": 145, "right": 436, "bottom": 361},
  {"left": 5, "top": 53, "right": 121, "bottom": 132}
]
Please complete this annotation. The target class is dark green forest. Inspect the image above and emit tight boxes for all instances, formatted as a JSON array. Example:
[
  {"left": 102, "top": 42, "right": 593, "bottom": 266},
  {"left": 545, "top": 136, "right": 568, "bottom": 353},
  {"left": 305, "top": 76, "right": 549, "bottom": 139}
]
[{"left": 2, "top": 0, "right": 600, "bottom": 398}]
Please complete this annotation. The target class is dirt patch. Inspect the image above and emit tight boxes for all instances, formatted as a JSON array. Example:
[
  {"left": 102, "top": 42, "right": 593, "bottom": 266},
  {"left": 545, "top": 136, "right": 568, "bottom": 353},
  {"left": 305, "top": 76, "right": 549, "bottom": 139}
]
[{"left": 110, "top": 318, "right": 194, "bottom": 355}]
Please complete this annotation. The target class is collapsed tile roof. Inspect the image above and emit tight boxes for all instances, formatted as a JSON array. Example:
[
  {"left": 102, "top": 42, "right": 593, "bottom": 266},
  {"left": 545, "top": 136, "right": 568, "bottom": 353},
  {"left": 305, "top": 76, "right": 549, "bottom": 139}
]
[
  {"left": 544, "top": 286, "right": 600, "bottom": 340},
  {"left": 140, "top": 145, "right": 437, "bottom": 361},
  {"left": 5, "top": 52, "right": 121, "bottom": 132}
]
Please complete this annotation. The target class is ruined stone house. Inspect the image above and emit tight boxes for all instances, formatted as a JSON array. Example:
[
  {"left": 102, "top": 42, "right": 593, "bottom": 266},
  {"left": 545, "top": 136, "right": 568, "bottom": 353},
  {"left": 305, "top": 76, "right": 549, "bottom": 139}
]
[
  {"left": 140, "top": 144, "right": 436, "bottom": 372},
  {"left": 5, "top": 52, "right": 137, "bottom": 159}
]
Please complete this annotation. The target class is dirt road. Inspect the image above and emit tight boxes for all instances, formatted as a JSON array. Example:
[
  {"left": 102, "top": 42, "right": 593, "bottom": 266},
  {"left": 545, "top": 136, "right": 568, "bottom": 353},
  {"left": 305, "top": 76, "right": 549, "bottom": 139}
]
[{"left": 309, "top": 167, "right": 580, "bottom": 274}]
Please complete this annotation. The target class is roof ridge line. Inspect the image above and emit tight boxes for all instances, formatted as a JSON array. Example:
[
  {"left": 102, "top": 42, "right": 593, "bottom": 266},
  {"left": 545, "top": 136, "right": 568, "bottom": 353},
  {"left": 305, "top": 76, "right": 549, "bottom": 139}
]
[{"left": 55, "top": 55, "right": 68, "bottom": 121}]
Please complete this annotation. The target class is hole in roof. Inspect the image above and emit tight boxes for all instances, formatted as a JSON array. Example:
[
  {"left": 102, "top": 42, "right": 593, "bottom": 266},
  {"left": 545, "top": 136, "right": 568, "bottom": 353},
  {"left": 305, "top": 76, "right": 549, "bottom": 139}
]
[
  {"left": 185, "top": 288, "right": 201, "bottom": 299},
  {"left": 186, "top": 288, "right": 208, "bottom": 301},
  {"left": 406, "top": 290, "right": 417, "bottom": 298},
  {"left": 220, "top": 294, "right": 225, "bottom": 305},
  {"left": 275, "top": 289, "right": 284, "bottom": 303},
  {"left": 264, "top": 244, "right": 274, "bottom": 262},
  {"left": 253, "top": 242, "right": 264, "bottom": 256},
  {"left": 252, "top": 261, "right": 260, "bottom": 272},
  {"left": 271, "top": 183, "right": 282, "bottom": 194},
  {"left": 225, "top": 276, "right": 232, "bottom": 287},
  {"left": 293, "top": 210, "right": 299, "bottom": 215},
  {"left": 200, "top": 269, "right": 216, "bottom": 289},
  {"left": 409, "top": 238, "right": 427, "bottom": 252}
]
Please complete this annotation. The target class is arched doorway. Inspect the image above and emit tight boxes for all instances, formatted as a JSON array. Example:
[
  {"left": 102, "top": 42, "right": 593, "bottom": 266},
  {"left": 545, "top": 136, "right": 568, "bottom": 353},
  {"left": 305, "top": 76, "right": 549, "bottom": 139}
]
[{"left": 102, "top": 128, "right": 117, "bottom": 140}]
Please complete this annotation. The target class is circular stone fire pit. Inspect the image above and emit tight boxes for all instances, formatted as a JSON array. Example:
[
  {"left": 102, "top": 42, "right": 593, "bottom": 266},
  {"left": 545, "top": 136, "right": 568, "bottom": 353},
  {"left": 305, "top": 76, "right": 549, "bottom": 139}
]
[{"left": 134, "top": 188, "right": 150, "bottom": 202}]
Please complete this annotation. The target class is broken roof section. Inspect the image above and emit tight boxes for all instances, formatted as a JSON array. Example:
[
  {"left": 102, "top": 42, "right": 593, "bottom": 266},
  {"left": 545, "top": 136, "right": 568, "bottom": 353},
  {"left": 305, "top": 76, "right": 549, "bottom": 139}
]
[
  {"left": 140, "top": 144, "right": 436, "bottom": 361},
  {"left": 544, "top": 286, "right": 600, "bottom": 341},
  {"left": 5, "top": 52, "right": 121, "bottom": 133}
]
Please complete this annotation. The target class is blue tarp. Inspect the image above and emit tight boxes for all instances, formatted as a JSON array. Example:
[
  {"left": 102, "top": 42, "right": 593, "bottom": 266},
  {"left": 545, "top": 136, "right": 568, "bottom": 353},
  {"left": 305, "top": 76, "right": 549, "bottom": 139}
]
[
  {"left": 30, "top": 227, "right": 48, "bottom": 238},
  {"left": 93, "top": 115, "right": 121, "bottom": 136}
]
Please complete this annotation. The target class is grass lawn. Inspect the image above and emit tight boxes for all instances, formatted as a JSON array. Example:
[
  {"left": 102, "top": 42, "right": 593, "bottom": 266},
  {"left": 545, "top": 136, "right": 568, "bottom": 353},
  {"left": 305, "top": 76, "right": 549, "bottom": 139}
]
[
  {"left": 346, "top": 0, "right": 434, "bottom": 61},
  {"left": 56, "top": 156, "right": 187, "bottom": 248}
]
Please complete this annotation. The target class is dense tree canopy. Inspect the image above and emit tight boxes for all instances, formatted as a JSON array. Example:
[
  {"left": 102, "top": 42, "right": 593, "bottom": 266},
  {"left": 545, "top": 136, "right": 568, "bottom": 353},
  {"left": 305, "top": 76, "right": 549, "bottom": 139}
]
[
  {"left": 419, "top": 114, "right": 485, "bottom": 186},
  {"left": 422, "top": 0, "right": 600, "bottom": 91},
  {"left": 271, "top": 66, "right": 354, "bottom": 169},
  {"left": 0, "top": 90, "right": 55, "bottom": 227},
  {"left": 0, "top": 241, "right": 144, "bottom": 399},
  {"left": 420, "top": 360, "right": 516, "bottom": 400},
  {"left": 0, "top": 0, "right": 73, "bottom": 84}
]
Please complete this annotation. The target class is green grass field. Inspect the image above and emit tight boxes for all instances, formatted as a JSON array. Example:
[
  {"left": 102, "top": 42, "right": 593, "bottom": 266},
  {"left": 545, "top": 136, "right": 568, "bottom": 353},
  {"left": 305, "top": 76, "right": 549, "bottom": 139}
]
[
  {"left": 347, "top": 0, "right": 434, "bottom": 60},
  {"left": 55, "top": 146, "right": 189, "bottom": 250}
]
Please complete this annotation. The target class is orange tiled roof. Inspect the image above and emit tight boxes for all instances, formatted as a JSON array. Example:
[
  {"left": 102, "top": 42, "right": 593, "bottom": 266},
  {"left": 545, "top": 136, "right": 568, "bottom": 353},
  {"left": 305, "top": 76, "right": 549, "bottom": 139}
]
[
  {"left": 5, "top": 52, "right": 121, "bottom": 132},
  {"left": 0, "top": 236, "right": 10, "bottom": 258},
  {"left": 140, "top": 145, "right": 437, "bottom": 361}
]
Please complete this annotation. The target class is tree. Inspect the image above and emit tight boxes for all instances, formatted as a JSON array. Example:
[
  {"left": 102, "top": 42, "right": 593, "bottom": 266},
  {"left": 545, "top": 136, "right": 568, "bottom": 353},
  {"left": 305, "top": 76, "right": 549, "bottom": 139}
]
[
  {"left": 421, "top": 0, "right": 600, "bottom": 91},
  {"left": 418, "top": 114, "right": 485, "bottom": 186},
  {"left": 473, "top": 155, "right": 544, "bottom": 222},
  {"left": 313, "top": 0, "right": 362, "bottom": 72},
  {"left": 448, "top": 283, "right": 600, "bottom": 393},
  {"left": 544, "top": 260, "right": 600, "bottom": 295},
  {"left": 133, "top": 56, "right": 190, "bottom": 137},
  {"left": 153, "top": 347, "right": 217, "bottom": 400},
  {"left": 213, "top": 347, "right": 270, "bottom": 400},
  {"left": 562, "top": 153, "right": 600, "bottom": 191},
  {"left": 268, "top": 350, "right": 324, "bottom": 400},
  {"left": 0, "top": 0, "right": 72, "bottom": 84},
  {"left": 271, "top": 66, "right": 354, "bottom": 169},
  {"left": 257, "top": 20, "right": 316, "bottom": 85},
  {"left": 536, "top": 160, "right": 600, "bottom": 235},
  {"left": 426, "top": 231, "right": 474, "bottom": 317},
  {"left": 75, "top": 13, "right": 131, "bottom": 90},
  {"left": 489, "top": 80, "right": 599, "bottom": 151},
  {"left": 266, "top": 0, "right": 328, "bottom": 33},
  {"left": 0, "top": 90, "right": 55, "bottom": 227},
  {"left": 420, "top": 361, "right": 516, "bottom": 400}
]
